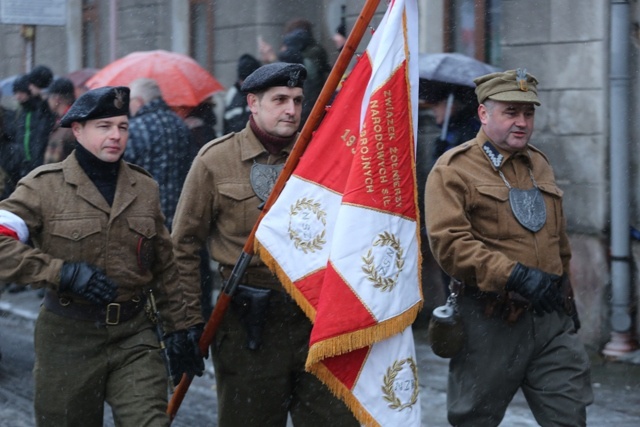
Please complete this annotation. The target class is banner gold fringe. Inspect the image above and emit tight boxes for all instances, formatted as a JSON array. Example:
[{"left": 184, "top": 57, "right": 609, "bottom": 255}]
[
  {"left": 254, "top": 240, "right": 318, "bottom": 322},
  {"left": 310, "top": 355, "right": 381, "bottom": 427},
  {"left": 306, "top": 302, "right": 421, "bottom": 368}
]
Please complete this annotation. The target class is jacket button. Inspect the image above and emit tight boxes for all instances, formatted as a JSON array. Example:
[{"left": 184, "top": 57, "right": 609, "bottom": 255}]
[{"left": 72, "top": 230, "right": 80, "bottom": 239}]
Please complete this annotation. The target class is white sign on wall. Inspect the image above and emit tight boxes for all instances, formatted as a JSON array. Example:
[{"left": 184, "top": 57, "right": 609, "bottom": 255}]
[{"left": 0, "top": 0, "right": 67, "bottom": 26}]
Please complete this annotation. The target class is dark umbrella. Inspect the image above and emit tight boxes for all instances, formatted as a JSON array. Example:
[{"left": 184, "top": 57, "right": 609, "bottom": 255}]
[
  {"left": 419, "top": 53, "right": 500, "bottom": 87},
  {"left": 419, "top": 53, "right": 499, "bottom": 139}
]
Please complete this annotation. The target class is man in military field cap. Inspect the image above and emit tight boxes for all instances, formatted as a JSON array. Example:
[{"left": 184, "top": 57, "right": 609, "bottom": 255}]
[
  {"left": 0, "top": 85, "right": 204, "bottom": 426},
  {"left": 172, "top": 63, "right": 359, "bottom": 426},
  {"left": 424, "top": 69, "right": 593, "bottom": 426},
  {"left": 474, "top": 68, "right": 541, "bottom": 106}
]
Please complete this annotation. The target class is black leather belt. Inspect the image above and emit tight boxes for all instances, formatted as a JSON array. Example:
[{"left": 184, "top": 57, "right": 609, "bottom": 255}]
[{"left": 43, "top": 291, "right": 146, "bottom": 325}]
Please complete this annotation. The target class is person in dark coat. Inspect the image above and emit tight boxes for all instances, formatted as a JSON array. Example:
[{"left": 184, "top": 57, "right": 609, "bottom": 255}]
[
  {"left": 27, "top": 65, "right": 54, "bottom": 99},
  {"left": 6, "top": 74, "right": 55, "bottom": 193},
  {"left": 44, "top": 77, "right": 77, "bottom": 164},
  {"left": 124, "top": 78, "right": 195, "bottom": 229},
  {"left": 223, "top": 53, "right": 261, "bottom": 134},
  {"left": 259, "top": 18, "right": 331, "bottom": 126},
  {"left": 277, "top": 21, "right": 331, "bottom": 125}
]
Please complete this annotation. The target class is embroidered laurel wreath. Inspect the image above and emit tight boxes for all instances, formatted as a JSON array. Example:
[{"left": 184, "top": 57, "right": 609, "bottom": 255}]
[
  {"left": 382, "top": 358, "right": 419, "bottom": 411},
  {"left": 288, "top": 198, "right": 327, "bottom": 253},
  {"left": 362, "top": 231, "right": 404, "bottom": 292}
]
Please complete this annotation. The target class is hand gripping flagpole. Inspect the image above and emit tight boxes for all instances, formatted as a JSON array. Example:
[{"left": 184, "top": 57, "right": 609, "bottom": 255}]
[{"left": 167, "top": 0, "right": 381, "bottom": 421}]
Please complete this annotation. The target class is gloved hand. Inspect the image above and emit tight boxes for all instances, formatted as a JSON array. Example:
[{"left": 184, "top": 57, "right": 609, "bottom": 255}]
[
  {"left": 58, "top": 262, "right": 118, "bottom": 305},
  {"left": 165, "top": 329, "right": 205, "bottom": 386},
  {"left": 506, "top": 263, "right": 563, "bottom": 315},
  {"left": 187, "top": 322, "right": 208, "bottom": 359}
]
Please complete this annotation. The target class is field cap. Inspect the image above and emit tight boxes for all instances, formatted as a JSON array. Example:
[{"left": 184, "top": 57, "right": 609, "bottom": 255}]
[{"left": 474, "top": 68, "right": 540, "bottom": 106}]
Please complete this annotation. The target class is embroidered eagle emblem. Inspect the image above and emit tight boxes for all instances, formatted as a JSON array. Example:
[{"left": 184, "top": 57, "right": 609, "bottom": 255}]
[
  {"left": 113, "top": 89, "right": 126, "bottom": 109},
  {"left": 287, "top": 70, "right": 301, "bottom": 87}
]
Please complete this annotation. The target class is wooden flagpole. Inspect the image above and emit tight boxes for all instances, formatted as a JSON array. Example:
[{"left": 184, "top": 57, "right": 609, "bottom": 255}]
[{"left": 167, "top": 0, "right": 381, "bottom": 421}]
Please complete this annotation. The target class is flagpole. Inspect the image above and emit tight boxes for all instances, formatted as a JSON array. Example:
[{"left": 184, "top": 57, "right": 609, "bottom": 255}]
[{"left": 167, "top": 0, "right": 381, "bottom": 421}]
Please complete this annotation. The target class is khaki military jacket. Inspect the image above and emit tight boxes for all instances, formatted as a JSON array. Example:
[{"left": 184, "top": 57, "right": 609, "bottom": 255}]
[
  {"left": 0, "top": 151, "right": 189, "bottom": 332},
  {"left": 172, "top": 122, "right": 293, "bottom": 324},
  {"left": 424, "top": 129, "right": 571, "bottom": 293}
]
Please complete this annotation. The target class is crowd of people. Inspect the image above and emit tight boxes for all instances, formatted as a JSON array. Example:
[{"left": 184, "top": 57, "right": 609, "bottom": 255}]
[{"left": 0, "top": 16, "right": 593, "bottom": 427}]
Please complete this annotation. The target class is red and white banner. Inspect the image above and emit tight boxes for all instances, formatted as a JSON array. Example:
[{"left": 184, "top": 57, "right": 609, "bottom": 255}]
[{"left": 255, "top": 0, "right": 422, "bottom": 425}]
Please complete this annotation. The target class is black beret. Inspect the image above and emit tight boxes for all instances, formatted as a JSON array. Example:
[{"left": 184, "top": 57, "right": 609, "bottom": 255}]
[
  {"left": 240, "top": 62, "right": 307, "bottom": 94},
  {"left": 28, "top": 65, "right": 54, "bottom": 89},
  {"left": 12, "top": 74, "right": 30, "bottom": 94},
  {"left": 48, "top": 77, "right": 75, "bottom": 97},
  {"left": 60, "top": 86, "right": 130, "bottom": 128}
]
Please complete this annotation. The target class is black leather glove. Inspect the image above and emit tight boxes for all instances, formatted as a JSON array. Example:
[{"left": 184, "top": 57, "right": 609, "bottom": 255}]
[
  {"left": 506, "top": 263, "right": 563, "bottom": 315},
  {"left": 187, "top": 323, "right": 208, "bottom": 359},
  {"left": 58, "top": 262, "right": 118, "bottom": 305},
  {"left": 165, "top": 329, "right": 205, "bottom": 386}
]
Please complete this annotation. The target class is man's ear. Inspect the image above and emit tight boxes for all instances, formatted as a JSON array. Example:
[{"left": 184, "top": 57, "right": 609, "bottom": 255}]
[
  {"left": 477, "top": 104, "right": 489, "bottom": 125},
  {"left": 71, "top": 122, "right": 83, "bottom": 139},
  {"left": 247, "top": 93, "right": 259, "bottom": 114}
]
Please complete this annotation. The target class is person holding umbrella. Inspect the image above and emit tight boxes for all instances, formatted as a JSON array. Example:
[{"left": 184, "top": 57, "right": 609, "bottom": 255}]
[{"left": 420, "top": 79, "right": 480, "bottom": 166}]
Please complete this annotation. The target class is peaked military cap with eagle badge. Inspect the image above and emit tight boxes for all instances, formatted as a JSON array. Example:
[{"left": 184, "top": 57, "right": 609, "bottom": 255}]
[
  {"left": 60, "top": 86, "right": 130, "bottom": 127},
  {"left": 240, "top": 62, "right": 307, "bottom": 94},
  {"left": 474, "top": 68, "right": 540, "bottom": 106}
]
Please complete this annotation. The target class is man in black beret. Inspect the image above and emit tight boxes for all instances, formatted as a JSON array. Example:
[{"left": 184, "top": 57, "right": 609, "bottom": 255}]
[
  {"left": 172, "top": 63, "right": 359, "bottom": 426},
  {"left": 0, "top": 85, "right": 205, "bottom": 426}
]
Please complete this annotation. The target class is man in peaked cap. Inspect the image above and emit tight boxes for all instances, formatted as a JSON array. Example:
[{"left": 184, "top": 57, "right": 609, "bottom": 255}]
[
  {"left": 0, "top": 85, "right": 204, "bottom": 426},
  {"left": 425, "top": 69, "right": 593, "bottom": 426},
  {"left": 172, "top": 63, "right": 359, "bottom": 426}
]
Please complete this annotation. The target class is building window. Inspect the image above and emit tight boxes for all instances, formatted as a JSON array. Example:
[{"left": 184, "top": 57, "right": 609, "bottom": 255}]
[
  {"left": 189, "top": 0, "right": 213, "bottom": 70},
  {"left": 82, "top": 0, "right": 99, "bottom": 68},
  {"left": 445, "top": 0, "right": 501, "bottom": 65}
]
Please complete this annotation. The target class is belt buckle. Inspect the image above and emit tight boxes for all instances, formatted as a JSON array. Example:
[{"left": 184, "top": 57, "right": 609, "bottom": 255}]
[{"left": 106, "top": 303, "right": 121, "bottom": 325}]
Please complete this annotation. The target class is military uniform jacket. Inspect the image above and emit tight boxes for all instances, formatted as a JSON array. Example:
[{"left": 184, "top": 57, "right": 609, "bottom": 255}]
[
  {"left": 0, "top": 151, "right": 189, "bottom": 332},
  {"left": 172, "top": 122, "right": 293, "bottom": 325},
  {"left": 425, "top": 128, "right": 571, "bottom": 293}
]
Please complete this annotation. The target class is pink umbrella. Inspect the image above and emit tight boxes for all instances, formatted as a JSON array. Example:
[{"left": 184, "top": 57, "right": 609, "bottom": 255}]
[{"left": 86, "top": 50, "right": 224, "bottom": 108}]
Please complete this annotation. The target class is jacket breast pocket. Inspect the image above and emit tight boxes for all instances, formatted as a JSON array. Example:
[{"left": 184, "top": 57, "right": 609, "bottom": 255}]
[
  {"left": 49, "top": 217, "right": 102, "bottom": 261},
  {"left": 472, "top": 185, "right": 525, "bottom": 239},
  {"left": 537, "top": 183, "right": 563, "bottom": 237},
  {"left": 127, "top": 217, "right": 158, "bottom": 273},
  {"left": 217, "top": 182, "right": 259, "bottom": 237}
]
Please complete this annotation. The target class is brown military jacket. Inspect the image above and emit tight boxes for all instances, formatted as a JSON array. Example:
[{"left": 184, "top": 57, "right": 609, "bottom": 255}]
[
  {"left": 172, "top": 122, "right": 293, "bottom": 325},
  {"left": 424, "top": 128, "right": 571, "bottom": 293},
  {"left": 0, "top": 151, "right": 189, "bottom": 332}
]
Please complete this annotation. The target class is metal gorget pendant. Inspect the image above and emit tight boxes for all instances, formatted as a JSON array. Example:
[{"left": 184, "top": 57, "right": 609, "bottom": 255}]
[
  {"left": 499, "top": 168, "right": 546, "bottom": 233},
  {"left": 250, "top": 162, "right": 284, "bottom": 202},
  {"left": 508, "top": 187, "right": 546, "bottom": 232}
]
